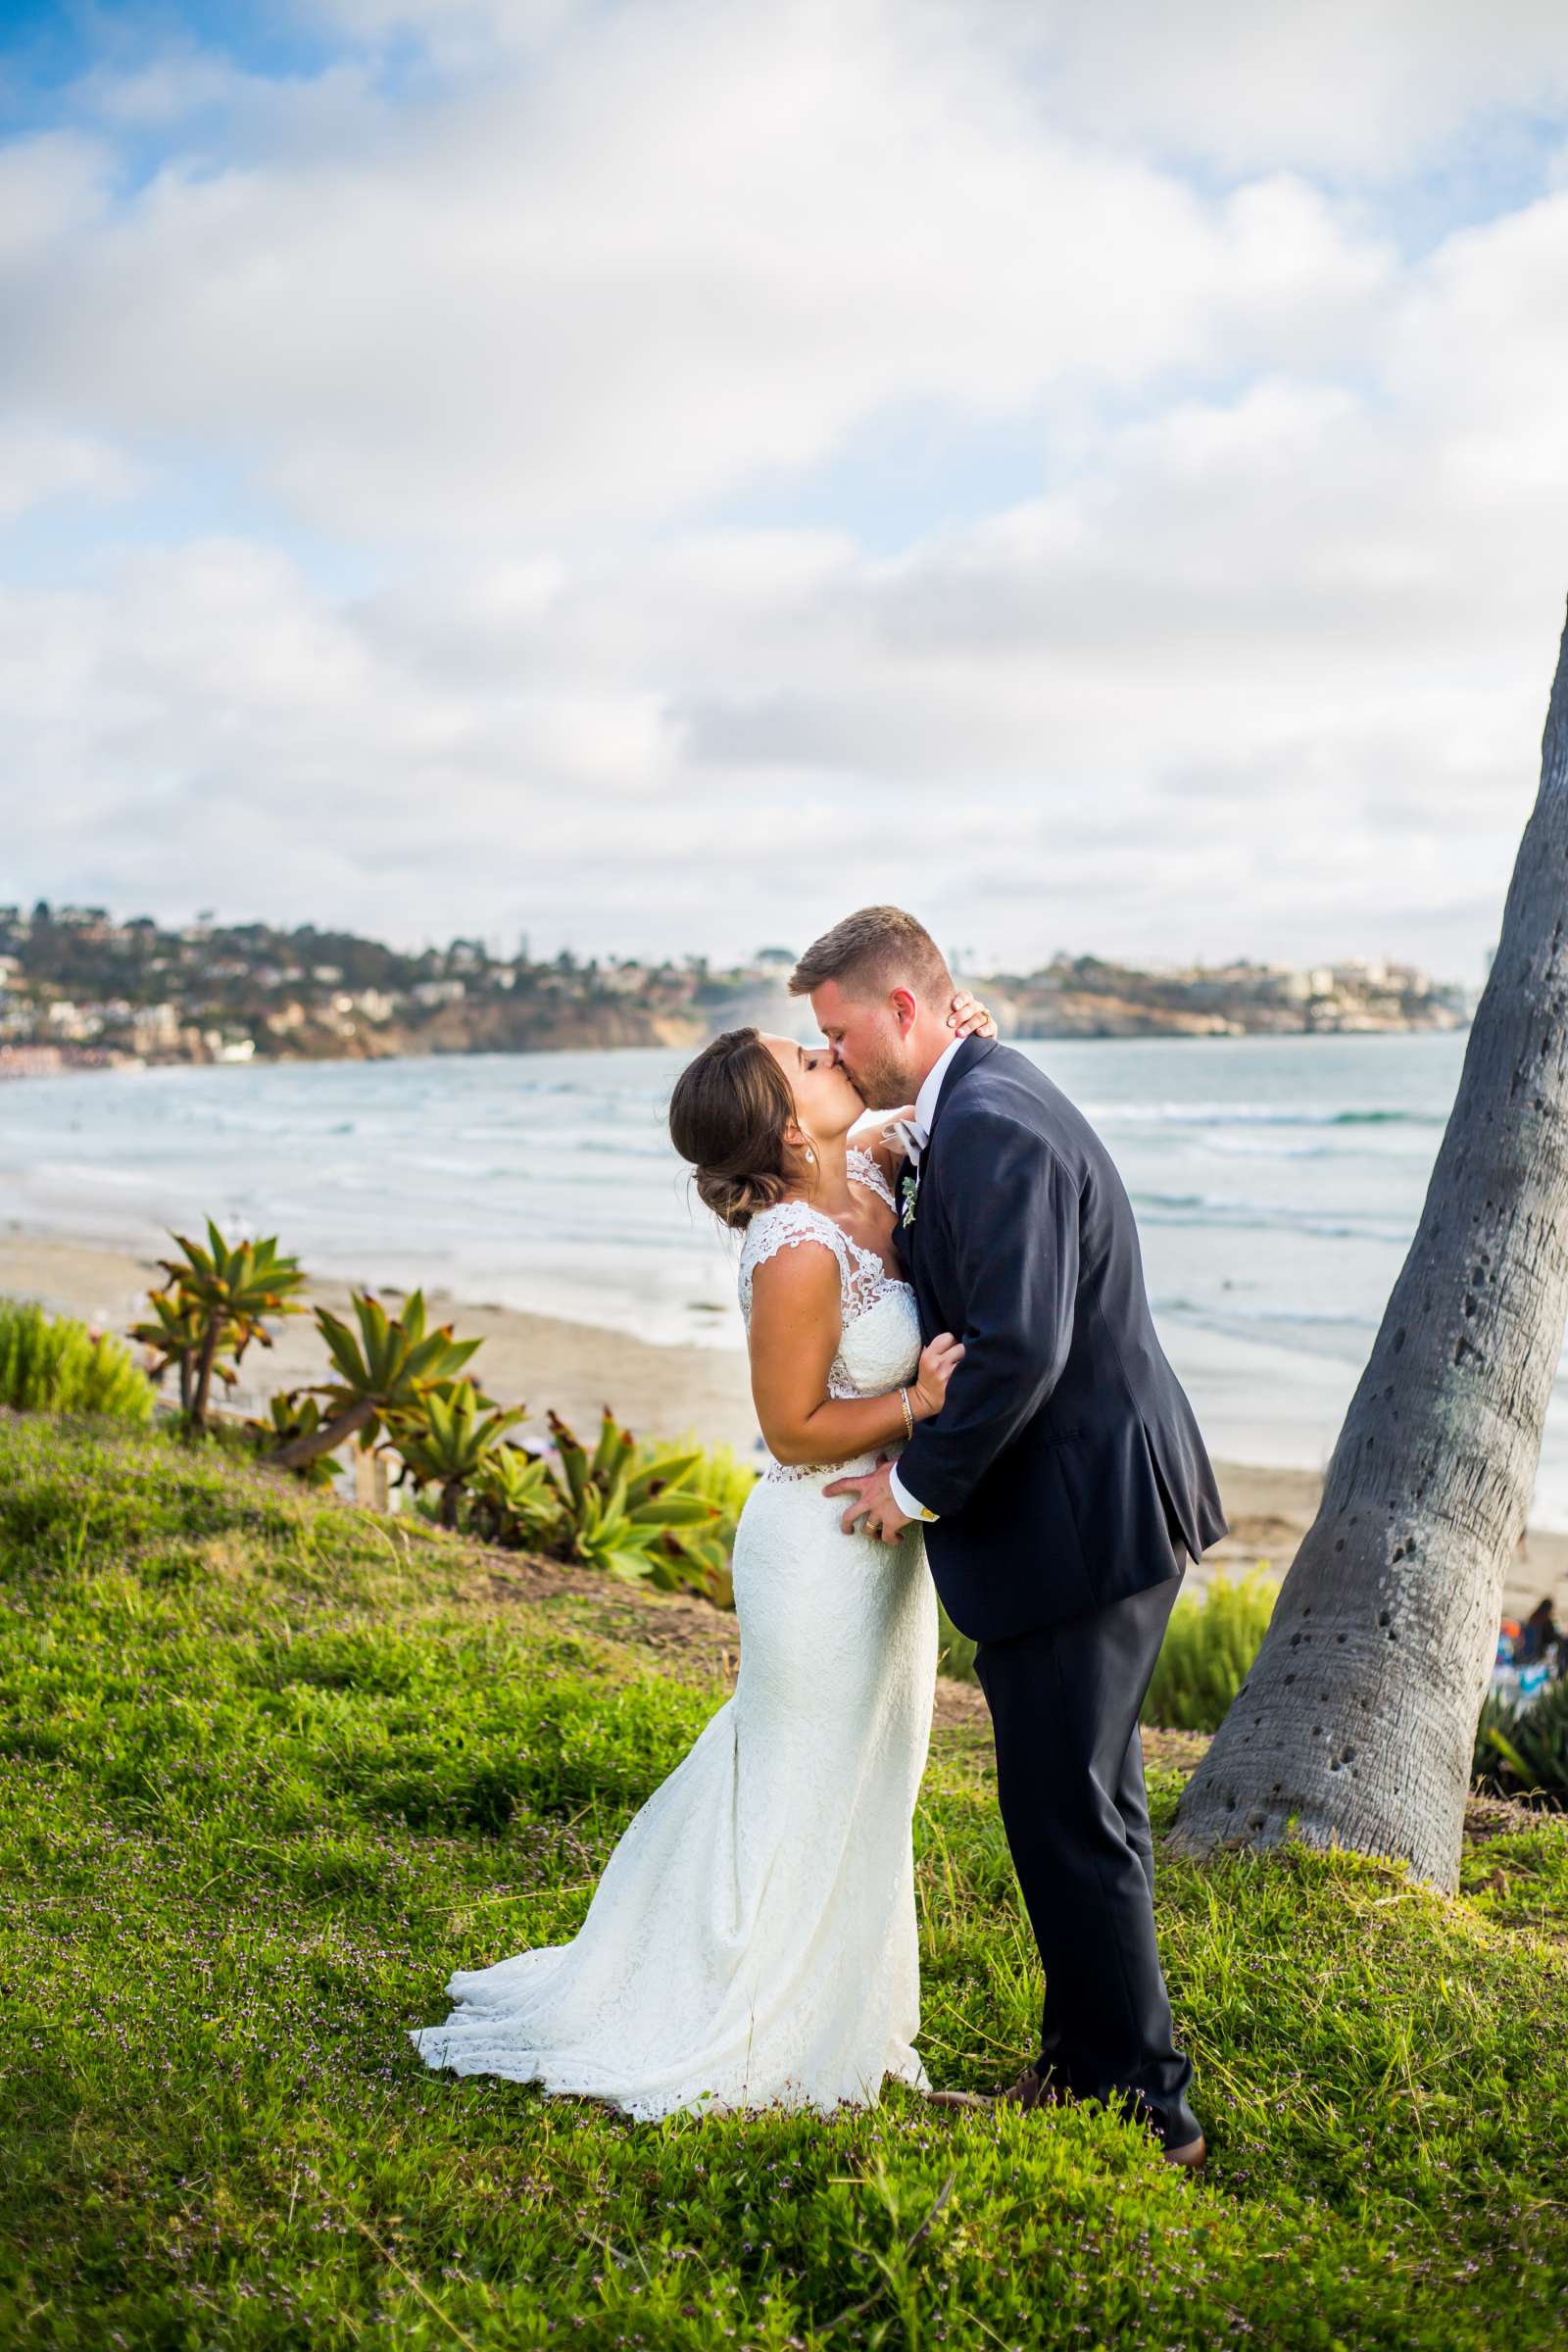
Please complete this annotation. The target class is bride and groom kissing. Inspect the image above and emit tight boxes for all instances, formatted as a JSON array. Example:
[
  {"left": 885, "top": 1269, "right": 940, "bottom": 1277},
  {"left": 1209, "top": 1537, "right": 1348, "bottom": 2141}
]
[{"left": 410, "top": 904, "right": 1229, "bottom": 2170}]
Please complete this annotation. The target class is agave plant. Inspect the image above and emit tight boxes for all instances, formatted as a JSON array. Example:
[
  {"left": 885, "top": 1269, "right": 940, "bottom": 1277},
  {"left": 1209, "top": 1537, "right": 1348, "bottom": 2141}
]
[
  {"left": 468, "top": 1443, "right": 568, "bottom": 1548},
  {"left": 545, "top": 1408, "right": 720, "bottom": 1585},
  {"left": 270, "top": 1289, "right": 483, "bottom": 1471},
  {"left": 637, "top": 1434, "right": 758, "bottom": 1607},
  {"left": 243, "top": 1390, "right": 340, "bottom": 1488},
  {"left": 1475, "top": 1676, "right": 1568, "bottom": 1806},
  {"left": 389, "top": 1380, "right": 527, "bottom": 1527},
  {"left": 132, "top": 1220, "right": 306, "bottom": 1432},
  {"left": 132, "top": 1281, "right": 226, "bottom": 1417}
]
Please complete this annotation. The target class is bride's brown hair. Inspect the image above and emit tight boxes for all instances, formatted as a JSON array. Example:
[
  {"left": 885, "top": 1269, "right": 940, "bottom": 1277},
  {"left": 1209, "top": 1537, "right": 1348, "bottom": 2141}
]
[{"left": 668, "top": 1026, "right": 798, "bottom": 1231}]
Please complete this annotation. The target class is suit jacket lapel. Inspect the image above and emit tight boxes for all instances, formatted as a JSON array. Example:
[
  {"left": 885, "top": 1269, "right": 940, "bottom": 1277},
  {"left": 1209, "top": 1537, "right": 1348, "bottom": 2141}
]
[{"left": 894, "top": 1035, "right": 998, "bottom": 1277}]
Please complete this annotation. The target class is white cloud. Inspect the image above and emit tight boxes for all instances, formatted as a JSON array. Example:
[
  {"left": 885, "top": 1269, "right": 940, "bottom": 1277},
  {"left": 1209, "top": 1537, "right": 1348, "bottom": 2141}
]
[
  {"left": 0, "top": 420, "right": 143, "bottom": 519},
  {"left": 986, "top": 0, "right": 1568, "bottom": 180},
  {"left": 2, "top": 3, "right": 1396, "bottom": 542},
  {"left": 2, "top": 0, "right": 1566, "bottom": 978}
]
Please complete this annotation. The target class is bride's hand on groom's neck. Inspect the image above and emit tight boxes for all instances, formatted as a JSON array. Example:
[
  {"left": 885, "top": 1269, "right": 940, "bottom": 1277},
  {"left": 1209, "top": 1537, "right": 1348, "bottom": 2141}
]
[{"left": 947, "top": 989, "right": 996, "bottom": 1041}]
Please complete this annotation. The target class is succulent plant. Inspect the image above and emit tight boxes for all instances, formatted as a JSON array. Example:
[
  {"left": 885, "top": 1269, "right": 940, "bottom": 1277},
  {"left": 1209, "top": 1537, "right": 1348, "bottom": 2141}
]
[
  {"left": 1475, "top": 1676, "right": 1568, "bottom": 1804},
  {"left": 133, "top": 1220, "right": 306, "bottom": 1431},
  {"left": 388, "top": 1380, "right": 527, "bottom": 1526},
  {"left": 243, "top": 1389, "right": 340, "bottom": 1488},
  {"left": 270, "top": 1289, "right": 483, "bottom": 1470}
]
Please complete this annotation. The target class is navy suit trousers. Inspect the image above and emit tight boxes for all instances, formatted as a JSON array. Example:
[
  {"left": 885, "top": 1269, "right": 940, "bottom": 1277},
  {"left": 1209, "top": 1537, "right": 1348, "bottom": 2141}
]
[{"left": 970, "top": 1562, "right": 1200, "bottom": 2150}]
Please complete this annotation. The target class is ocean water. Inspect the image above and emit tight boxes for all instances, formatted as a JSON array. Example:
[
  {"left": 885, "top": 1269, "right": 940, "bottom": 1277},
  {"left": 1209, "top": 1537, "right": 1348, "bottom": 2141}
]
[{"left": 7, "top": 1033, "right": 1568, "bottom": 1524}]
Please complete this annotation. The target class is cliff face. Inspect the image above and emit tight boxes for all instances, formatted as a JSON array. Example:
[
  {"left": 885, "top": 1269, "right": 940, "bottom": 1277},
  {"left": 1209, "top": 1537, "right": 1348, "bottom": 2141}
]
[{"left": 266, "top": 999, "right": 709, "bottom": 1060}]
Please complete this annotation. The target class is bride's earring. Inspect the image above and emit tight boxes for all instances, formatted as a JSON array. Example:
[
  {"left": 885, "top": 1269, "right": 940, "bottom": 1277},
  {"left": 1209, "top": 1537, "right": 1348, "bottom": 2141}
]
[{"left": 805, "top": 1147, "right": 815, "bottom": 1166}]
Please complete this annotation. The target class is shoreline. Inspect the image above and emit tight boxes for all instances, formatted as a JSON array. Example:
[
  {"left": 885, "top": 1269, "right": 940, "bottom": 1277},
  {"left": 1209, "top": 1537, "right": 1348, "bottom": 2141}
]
[
  {"left": 3, "top": 1223, "right": 1561, "bottom": 1614},
  {"left": 0, "top": 1013, "right": 1472, "bottom": 1081}
]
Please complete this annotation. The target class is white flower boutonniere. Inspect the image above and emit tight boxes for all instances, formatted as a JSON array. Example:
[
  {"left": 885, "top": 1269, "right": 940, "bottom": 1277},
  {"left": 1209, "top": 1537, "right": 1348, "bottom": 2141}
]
[{"left": 900, "top": 1169, "right": 919, "bottom": 1230}]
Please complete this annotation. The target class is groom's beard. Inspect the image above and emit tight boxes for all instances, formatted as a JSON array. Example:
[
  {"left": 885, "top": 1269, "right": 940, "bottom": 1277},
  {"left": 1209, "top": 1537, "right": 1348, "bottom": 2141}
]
[{"left": 843, "top": 1041, "right": 917, "bottom": 1110}]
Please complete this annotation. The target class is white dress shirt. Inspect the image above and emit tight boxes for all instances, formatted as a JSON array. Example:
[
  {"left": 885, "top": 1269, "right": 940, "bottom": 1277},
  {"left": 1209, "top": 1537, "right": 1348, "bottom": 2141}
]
[{"left": 887, "top": 1035, "right": 966, "bottom": 1524}]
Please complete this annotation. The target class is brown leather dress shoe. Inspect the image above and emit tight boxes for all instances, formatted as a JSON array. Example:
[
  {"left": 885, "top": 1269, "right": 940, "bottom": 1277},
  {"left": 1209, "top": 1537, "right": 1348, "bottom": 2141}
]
[
  {"left": 993, "top": 2063, "right": 1062, "bottom": 2111},
  {"left": 924, "top": 2086, "right": 993, "bottom": 2113}
]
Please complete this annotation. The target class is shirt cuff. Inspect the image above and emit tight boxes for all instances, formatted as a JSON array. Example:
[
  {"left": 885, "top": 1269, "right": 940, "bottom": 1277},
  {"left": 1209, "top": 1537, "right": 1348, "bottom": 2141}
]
[{"left": 889, "top": 1462, "right": 938, "bottom": 1522}]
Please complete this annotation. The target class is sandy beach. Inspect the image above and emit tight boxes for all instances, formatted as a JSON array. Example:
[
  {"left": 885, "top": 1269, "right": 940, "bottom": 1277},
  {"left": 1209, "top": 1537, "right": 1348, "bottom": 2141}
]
[{"left": 5, "top": 1222, "right": 1563, "bottom": 1616}]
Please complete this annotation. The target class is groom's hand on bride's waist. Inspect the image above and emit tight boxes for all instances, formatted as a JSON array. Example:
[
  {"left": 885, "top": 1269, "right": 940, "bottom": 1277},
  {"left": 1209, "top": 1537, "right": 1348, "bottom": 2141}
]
[{"left": 824, "top": 1461, "right": 911, "bottom": 1544}]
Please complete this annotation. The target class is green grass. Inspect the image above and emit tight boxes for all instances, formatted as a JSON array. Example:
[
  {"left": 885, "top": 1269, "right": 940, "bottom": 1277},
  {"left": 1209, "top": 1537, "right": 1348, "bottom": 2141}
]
[{"left": 2, "top": 1417, "right": 1566, "bottom": 2349}]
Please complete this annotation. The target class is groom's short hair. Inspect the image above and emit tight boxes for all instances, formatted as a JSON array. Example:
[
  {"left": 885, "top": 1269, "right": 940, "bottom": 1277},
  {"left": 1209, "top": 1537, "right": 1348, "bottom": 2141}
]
[{"left": 789, "top": 906, "right": 953, "bottom": 1004}]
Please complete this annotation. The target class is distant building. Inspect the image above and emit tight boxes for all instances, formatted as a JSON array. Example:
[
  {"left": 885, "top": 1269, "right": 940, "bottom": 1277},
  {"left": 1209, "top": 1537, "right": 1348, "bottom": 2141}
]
[
  {"left": 130, "top": 1004, "right": 180, "bottom": 1054},
  {"left": 352, "top": 989, "right": 398, "bottom": 1023},
  {"left": 46, "top": 1001, "right": 104, "bottom": 1040}
]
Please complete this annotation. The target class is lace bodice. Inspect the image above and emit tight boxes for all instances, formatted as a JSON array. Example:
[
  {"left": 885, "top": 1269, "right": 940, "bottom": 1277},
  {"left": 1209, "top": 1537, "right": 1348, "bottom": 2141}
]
[{"left": 738, "top": 1149, "right": 922, "bottom": 1473}]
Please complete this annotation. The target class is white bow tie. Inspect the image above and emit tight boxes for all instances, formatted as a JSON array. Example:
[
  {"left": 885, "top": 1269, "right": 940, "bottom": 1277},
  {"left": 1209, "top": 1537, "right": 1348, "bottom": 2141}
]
[{"left": 886, "top": 1115, "right": 928, "bottom": 1163}]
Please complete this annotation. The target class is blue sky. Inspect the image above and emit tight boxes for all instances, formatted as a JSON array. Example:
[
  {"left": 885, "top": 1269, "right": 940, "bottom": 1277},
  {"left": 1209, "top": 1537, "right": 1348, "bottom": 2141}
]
[{"left": 4, "top": 0, "right": 1568, "bottom": 972}]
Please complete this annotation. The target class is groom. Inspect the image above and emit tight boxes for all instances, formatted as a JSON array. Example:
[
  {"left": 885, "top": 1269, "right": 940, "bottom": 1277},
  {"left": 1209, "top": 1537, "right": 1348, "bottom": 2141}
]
[{"left": 792, "top": 906, "right": 1228, "bottom": 2169}]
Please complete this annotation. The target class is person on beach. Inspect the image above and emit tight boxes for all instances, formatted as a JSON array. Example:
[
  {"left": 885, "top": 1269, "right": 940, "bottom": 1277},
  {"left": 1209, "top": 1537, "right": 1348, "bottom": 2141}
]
[
  {"left": 408, "top": 973, "right": 993, "bottom": 2119},
  {"left": 801, "top": 906, "right": 1228, "bottom": 2169}
]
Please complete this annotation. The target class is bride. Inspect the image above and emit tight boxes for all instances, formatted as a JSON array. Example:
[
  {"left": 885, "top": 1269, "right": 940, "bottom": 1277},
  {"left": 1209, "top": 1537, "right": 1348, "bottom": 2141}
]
[{"left": 408, "top": 990, "right": 994, "bottom": 2118}]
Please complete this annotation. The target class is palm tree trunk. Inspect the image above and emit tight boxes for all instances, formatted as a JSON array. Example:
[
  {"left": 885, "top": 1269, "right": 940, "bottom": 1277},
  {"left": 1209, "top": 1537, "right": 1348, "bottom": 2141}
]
[
  {"left": 1169, "top": 597, "right": 1568, "bottom": 1893},
  {"left": 270, "top": 1396, "right": 376, "bottom": 1470}
]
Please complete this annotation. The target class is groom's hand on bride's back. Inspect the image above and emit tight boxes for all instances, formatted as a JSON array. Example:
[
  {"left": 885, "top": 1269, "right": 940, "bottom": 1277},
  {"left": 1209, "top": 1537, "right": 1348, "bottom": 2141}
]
[{"left": 825, "top": 1460, "right": 910, "bottom": 1543}]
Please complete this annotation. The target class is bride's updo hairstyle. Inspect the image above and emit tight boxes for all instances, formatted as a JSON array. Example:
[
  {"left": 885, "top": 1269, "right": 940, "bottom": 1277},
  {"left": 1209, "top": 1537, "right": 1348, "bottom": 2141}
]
[{"left": 668, "top": 1026, "right": 797, "bottom": 1231}]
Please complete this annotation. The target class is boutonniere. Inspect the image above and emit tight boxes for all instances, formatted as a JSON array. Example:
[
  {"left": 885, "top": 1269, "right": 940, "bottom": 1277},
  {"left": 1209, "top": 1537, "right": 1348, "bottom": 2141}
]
[{"left": 900, "top": 1169, "right": 919, "bottom": 1229}]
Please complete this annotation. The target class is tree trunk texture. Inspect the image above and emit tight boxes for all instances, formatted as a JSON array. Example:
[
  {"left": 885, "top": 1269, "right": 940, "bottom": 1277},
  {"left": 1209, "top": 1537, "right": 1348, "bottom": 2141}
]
[{"left": 1169, "top": 600, "right": 1568, "bottom": 1892}]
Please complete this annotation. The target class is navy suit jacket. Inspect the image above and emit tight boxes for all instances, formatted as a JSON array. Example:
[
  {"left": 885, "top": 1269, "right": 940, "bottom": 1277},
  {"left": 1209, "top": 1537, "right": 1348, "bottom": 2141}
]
[{"left": 892, "top": 1035, "right": 1229, "bottom": 1641}]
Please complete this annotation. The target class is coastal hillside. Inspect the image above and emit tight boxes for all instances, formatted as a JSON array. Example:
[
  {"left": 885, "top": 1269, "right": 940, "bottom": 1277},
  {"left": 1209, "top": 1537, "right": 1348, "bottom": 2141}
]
[
  {"left": 4, "top": 1413, "right": 1566, "bottom": 2349},
  {"left": 0, "top": 902, "right": 1475, "bottom": 1074}
]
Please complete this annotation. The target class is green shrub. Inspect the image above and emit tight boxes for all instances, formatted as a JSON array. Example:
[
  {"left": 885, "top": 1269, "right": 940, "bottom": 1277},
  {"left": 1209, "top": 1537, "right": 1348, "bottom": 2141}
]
[
  {"left": 1142, "top": 1569, "right": 1279, "bottom": 1732},
  {"left": 933, "top": 1571, "right": 1280, "bottom": 1718},
  {"left": 1475, "top": 1674, "right": 1568, "bottom": 1806},
  {"left": 0, "top": 1299, "right": 153, "bottom": 1424}
]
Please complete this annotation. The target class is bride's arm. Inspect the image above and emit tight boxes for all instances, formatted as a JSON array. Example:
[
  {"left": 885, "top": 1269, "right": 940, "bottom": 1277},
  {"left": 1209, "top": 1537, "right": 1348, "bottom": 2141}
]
[{"left": 747, "top": 1245, "right": 963, "bottom": 1467}]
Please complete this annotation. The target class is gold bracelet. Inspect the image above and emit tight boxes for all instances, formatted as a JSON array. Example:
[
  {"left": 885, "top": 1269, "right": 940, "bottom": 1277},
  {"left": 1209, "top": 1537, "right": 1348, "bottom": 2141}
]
[{"left": 900, "top": 1384, "right": 914, "bottom": 1440}]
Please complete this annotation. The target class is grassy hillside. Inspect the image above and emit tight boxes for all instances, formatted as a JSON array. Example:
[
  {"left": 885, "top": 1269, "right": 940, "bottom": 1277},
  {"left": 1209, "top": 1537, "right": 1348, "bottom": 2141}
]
[{"left": 2, "top": 1415, "right": 1566, "bottom": 2350}]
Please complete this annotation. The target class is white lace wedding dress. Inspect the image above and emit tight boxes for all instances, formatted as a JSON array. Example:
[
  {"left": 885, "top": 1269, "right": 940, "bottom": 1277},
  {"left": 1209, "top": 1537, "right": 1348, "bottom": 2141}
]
[{"left": 408, "top": 1149, "right": 940, "bottom": 2118}]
